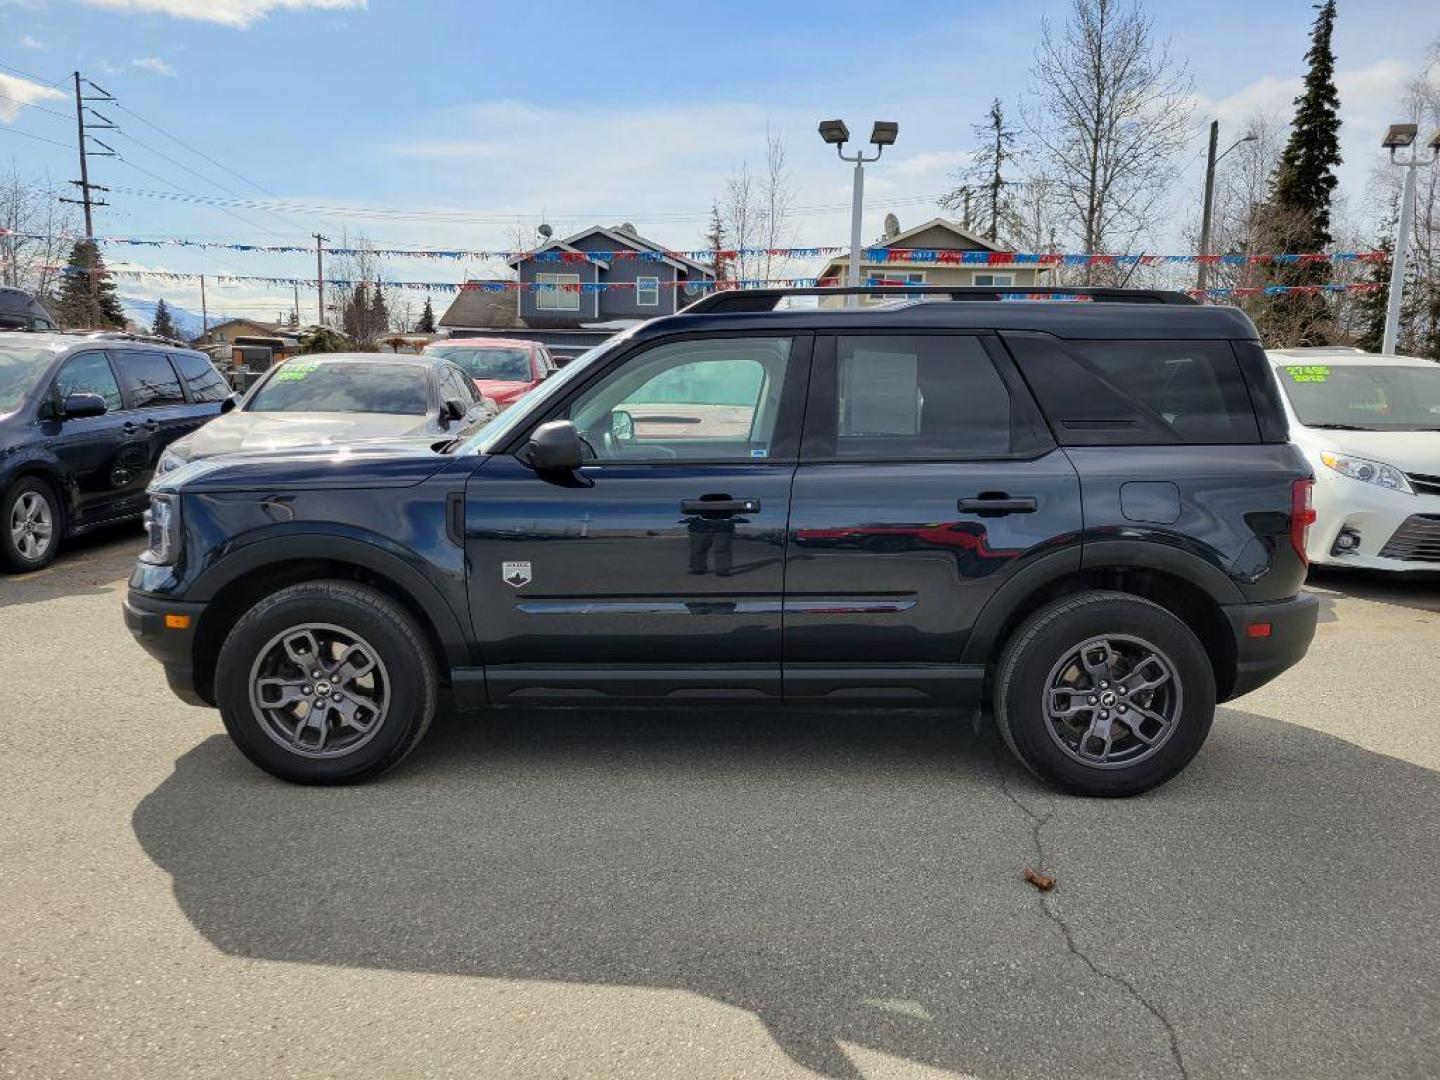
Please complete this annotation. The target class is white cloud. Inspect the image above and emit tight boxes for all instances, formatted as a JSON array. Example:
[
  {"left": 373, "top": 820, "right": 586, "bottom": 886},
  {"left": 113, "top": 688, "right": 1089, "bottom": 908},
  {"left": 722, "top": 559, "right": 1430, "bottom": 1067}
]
[
  {"left": 132, "top": 56, "right": 176, "bottom": 77},
  {"left": 0, "top": 71, "right": 65, "bottom": 123},
  {"left": 19, "top": 34, "right": 45, "bottom": 49},
  {"left": 80, "top": 0, "right": 365, "bottom": 29}
]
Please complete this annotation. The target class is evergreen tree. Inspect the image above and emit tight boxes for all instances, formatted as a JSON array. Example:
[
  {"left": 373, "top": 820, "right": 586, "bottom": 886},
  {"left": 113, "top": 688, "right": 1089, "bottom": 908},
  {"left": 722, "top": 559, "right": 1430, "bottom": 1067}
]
[
  {"left": 945, "top": 98, "right": 1019, "bottom": 243},
  {"left": 369, "top": 279, "right": 389, "bottom": 338},
  {"left": 704, "top": 201, "right": 730, "bottom": 282},
  {"left": 1354, "top": 237, "right": 1392, "bottom": 353},
  {"left": 415, "top": 294, "right": 436, "bottom": 334},
  {"left": 151, "top": 298, "right": 178, "bottom": 340},
  {"left": 52, "top": 239, "right": 125, "bottom": 329},
  {"left": 1260, "top": 0, "right": 1342, "bottom": 345},
  {"left": 342, "top": 281, "right": 369, "bottom": 343}
]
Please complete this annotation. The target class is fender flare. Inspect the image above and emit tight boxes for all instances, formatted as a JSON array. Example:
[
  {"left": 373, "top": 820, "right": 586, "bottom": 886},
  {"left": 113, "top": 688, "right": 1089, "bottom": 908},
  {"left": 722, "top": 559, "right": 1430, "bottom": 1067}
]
[
  {"left": 187, "top": 531, "right": 472, "bottom": 670},
  {"left": 959, "top": 539, "right": 1243, "bottom": 665}
]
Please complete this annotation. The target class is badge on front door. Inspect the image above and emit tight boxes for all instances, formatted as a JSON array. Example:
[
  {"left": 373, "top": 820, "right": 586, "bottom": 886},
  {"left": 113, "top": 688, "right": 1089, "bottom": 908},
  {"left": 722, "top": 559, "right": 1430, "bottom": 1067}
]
[{"left": 501, "top": 561, "right": 532, "bottom": 588}]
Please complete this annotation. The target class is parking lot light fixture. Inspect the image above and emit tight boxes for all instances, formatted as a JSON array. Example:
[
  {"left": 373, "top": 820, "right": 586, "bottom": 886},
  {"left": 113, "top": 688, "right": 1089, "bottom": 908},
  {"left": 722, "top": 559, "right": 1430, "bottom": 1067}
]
[
  {"left": 1380, "top": 121, "right": 1439, "bottom": 353},
  {"left": 820, "top": 118, "right": 899, "bottom": 306}
]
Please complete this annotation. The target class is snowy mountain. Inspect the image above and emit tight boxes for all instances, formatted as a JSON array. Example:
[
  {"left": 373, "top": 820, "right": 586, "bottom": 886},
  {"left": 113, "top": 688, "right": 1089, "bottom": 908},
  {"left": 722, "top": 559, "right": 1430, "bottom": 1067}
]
[{"left": 118, "top": 297, "right": 212, "bottom": 341}]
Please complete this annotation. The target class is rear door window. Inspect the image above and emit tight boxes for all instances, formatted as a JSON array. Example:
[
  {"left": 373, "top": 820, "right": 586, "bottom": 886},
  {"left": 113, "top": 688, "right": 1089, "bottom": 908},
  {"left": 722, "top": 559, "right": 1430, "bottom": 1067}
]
[
  {"left": 112, "top": 350, "right": 185, "bottom": 409},
  {"left": 804, "top": 335, "right": 1018, "bottom": 460}
]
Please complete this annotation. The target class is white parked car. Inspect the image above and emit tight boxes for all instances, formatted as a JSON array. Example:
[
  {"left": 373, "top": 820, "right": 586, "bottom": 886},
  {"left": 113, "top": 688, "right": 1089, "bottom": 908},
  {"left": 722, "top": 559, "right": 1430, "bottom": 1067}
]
[{"left": 1267, "top": 347, "right": 1440, "bottom": 570}]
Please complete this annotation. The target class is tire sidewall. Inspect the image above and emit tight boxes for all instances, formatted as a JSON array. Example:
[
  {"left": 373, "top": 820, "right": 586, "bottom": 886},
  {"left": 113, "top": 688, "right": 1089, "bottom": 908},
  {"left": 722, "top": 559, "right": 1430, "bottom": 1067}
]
[
  {"left": 215, "top": 585, "right": 432, "bottom": 784},
  {"left": 997, "top": 595, "right": 1216, "bottom": 796},
  {"left": 2, "top": 476, "right": 61, "bottom": 573}
]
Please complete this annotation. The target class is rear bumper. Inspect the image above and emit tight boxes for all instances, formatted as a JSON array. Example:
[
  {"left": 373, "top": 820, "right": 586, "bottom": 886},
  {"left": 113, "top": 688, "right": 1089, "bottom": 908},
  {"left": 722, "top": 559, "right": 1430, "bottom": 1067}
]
[
  {"left": 1221, "top": 592, "right": 1319, "bottom": 700},
  {"left": 123, "top": 590, "right": 210, "bottom": 707}
]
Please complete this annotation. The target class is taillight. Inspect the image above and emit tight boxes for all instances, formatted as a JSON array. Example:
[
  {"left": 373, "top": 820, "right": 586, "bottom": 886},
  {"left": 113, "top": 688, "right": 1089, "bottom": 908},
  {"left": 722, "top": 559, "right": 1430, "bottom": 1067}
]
[{"left": 1291, "top": 479, "right": 1316, "bottom": 565}]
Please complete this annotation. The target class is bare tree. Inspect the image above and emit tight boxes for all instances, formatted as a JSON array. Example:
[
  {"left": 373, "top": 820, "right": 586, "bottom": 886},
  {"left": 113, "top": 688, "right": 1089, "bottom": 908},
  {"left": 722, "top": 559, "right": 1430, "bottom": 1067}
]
[
  {"left": 944, "top": 99, "right": 1022, "bottom": 243},
  {"left": 1024, "top": 0, "right": 1194, "bottom": 270},
  {"left": 0, "top": 163, "right": 76, "bottom": 301},
  {"left": 721, "top": 163, "right": 763, "bottom": 282},
  {"left": 759, "top": 128, "right": 798, "bottom": 281}
]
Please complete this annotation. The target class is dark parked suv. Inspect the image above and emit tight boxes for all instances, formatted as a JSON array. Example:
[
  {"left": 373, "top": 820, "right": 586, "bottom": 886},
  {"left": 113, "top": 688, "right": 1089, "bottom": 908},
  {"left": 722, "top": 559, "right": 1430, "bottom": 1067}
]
[
  {"left": 1, "top": 332, "right": 233, "bottom": 571},
  {"left": 125, "top": 287, "right": 1318, "bottom": 795}
]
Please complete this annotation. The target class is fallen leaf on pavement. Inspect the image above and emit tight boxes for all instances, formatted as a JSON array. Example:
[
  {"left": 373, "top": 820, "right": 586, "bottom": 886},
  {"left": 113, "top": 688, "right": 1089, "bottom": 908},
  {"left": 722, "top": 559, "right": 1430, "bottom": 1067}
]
[{"left": 1024, "top": 868, "right": 1056, "bottom": 891}]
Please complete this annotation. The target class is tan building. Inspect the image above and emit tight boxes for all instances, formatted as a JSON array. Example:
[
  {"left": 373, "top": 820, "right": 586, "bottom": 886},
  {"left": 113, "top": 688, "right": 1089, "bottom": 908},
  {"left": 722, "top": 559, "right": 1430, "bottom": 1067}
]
[
  {"left": 191, "top": 318, "right": 285, "bottom": 347},
  {"left": 816, "top": 217, "right": 1050, "bottom": 304}
]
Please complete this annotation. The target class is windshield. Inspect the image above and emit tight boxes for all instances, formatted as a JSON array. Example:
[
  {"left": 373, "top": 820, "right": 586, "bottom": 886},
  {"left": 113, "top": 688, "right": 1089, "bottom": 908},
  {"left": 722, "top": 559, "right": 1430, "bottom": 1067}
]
[
  {"left": 249, "top": 361, "right": 430, "bottom": 415},
  {"left": 460, "top": 339, "right": 622, "bottom": 454},
  {"left": 0, "top": 346, "right": 55, "bottom": 413},
  {"left": 427, "top": 346, "right": 532, "bottom": 382},
  {"left": 1278, "top": 363, "right": 1440, "bottom": 430}
]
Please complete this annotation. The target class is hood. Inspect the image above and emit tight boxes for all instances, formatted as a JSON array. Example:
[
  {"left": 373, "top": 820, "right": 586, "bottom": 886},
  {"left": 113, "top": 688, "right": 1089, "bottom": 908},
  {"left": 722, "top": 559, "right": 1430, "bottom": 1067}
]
[
  {"left": 154, "top": 439, "right": 457, "bottom": 493},
  {"left": 1303, "top": 429, "right": 1440, "bottom": 476},
  {"left": 173, "top": 411, "right": 431, "bottom": 460}
]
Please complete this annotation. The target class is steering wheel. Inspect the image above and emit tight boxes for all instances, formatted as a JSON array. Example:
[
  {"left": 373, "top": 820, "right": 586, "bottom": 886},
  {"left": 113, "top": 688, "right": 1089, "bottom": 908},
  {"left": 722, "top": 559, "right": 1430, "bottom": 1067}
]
[{"left": 599, "top": 426, "right": 677, "bottom": 459}]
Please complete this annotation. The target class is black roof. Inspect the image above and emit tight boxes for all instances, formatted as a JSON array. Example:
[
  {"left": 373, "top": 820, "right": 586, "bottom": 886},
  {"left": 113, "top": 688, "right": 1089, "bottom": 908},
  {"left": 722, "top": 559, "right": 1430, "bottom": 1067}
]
[{"left": 635, "top": 295, "right": 1260, "bottom": 343}]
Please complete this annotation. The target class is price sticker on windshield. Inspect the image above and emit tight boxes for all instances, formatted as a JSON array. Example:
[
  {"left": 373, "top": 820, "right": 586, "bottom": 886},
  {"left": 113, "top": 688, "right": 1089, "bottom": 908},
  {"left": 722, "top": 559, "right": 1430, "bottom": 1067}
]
[
  {"left": 1284, "top": 365, "right": 1330, "bottom": 383},
  {"left": 275, "top": 362, "right": 319, "bottom": 382}
]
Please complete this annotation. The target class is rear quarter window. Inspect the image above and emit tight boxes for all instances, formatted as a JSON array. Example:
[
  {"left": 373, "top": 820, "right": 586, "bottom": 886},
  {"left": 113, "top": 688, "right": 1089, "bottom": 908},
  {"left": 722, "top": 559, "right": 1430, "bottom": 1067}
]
[{"left": 1005, "top": 334, "right": 1260, "bottom": 445}]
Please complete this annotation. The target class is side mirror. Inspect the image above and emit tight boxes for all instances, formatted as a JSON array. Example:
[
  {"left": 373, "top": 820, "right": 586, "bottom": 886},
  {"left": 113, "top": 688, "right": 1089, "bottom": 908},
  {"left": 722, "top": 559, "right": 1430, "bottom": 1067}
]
[
  {"left": 527, "top": 419, "right": 584, "bottom": 472},
  {"left": 220, "top": 393, "right": 242, "bottom": 414},
  {"left": 443, "top": 397, "right": 467, "bottom": 422},
  {"left": 62, "top": 392, "right": 108, "bottom": 420},
  {"left": 611, "top": 408, "right": 635, "bottom": 442}
]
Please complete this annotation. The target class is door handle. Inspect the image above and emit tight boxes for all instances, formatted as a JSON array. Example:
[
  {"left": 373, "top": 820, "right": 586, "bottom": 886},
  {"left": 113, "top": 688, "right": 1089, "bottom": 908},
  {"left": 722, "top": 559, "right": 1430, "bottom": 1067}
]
[
  {"left": 682, "top": 497, "right": 760, "bottom": 514},
  {"left": 958, "top": 493, "right": 1038, "bottom": 516}
]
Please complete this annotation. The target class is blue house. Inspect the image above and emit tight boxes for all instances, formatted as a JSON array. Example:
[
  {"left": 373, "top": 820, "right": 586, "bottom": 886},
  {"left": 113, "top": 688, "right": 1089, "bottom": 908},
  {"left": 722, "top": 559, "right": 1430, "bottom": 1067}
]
[{"left": 439, "top": 223, "right": 717, "bottom": 361}]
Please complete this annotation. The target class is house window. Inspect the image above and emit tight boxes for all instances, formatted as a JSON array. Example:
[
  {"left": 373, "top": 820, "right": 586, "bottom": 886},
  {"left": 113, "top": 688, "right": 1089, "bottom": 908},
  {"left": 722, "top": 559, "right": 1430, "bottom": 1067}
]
[
  {"left": 636, "top": 276, "right": 660, "bottom": 307},
  {"left": 863, "top": 269, "right": 925, "bottom": 304},
  {"left": 972, "top": 272, "right": 1015, "bottom": 287},
  {"left": 536, "top": 273, "right": 581, "bottom": 312}
]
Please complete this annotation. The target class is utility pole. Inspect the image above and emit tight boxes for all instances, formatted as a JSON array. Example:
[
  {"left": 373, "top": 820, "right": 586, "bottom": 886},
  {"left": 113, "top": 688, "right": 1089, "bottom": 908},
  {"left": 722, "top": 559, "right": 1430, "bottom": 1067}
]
[
  {"left": 60, "top": 72, "right": 115, "bottom": 238},
  {"left": 292, "top": 282, "right": 300, "bottom": 326},
  {"left": 199, "top": 274, "right": 208, "bottom": 337},
  {"left": 1197, "top": 122, "right": 1258, "bottom": 298},
  {"left": 313, "top": 233, "right": 327, "bottom": 326}
]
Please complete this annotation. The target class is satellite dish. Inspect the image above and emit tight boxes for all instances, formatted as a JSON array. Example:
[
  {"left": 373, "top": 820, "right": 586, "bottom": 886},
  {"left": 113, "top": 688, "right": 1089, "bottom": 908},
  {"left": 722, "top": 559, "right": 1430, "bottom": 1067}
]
[
  {"left": 883, "top": 213, "right": 901, "bottom": 240},
  {"left": 537, "top": 223, "right": 553, "bottom": 240},
  {"left": 618, "top": 221, "right": 638, "bottom": 236}
]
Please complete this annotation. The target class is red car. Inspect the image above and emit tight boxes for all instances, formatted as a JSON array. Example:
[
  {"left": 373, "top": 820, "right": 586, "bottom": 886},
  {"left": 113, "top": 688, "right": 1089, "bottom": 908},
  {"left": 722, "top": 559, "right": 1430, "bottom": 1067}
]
[{"left": 422, "top": 337, "right": 556, "bottom": 410}]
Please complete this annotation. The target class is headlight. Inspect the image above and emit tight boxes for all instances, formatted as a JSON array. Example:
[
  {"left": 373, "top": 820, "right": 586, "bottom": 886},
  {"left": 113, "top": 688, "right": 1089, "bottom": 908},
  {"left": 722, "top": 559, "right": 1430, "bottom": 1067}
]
[
  {"left": 1319, "top": 451, "right": 1413, "bottom": 494},
  {"left": 156, "top": 447, "right": 187, "bottom": 476},
  {"left": 142, "top": 493, "right": 181, "bottom": 564}
]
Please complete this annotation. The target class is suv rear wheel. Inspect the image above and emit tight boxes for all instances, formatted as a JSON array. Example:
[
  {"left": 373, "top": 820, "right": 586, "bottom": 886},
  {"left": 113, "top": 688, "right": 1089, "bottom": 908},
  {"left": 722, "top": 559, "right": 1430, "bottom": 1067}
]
[
  {"left": 215, "top": 580, "right": 438, "bottom": 784},
  {"left": 2, "top": 476, "right": 60, "bottom": 573},
  {"left": 994, "top": 591, "right": 1215, "bottom": 797}
]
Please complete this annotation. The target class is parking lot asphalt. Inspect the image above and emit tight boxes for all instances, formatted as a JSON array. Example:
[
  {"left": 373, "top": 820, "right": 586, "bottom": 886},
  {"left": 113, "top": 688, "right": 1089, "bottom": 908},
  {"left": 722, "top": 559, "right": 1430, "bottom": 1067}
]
[{"left": 1, "top": 531, "right": 1437, "bottom": 1079}]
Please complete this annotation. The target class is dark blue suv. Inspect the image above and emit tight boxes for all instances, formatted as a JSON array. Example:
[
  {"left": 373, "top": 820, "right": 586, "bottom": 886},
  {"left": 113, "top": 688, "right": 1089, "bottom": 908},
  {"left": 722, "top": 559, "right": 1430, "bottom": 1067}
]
[
  {"left": 1, "top": 332, "right": 233, "bottom": 572},
  {"left": 125, "top": 287, "right": 1318, "bottom": 796}
]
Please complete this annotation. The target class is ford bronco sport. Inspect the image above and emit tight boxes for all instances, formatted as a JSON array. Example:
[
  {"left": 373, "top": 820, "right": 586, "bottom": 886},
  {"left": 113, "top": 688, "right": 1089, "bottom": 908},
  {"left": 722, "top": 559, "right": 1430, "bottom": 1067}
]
[{"left": 125, "top": 286, "right": 1318, "bottom": 796}]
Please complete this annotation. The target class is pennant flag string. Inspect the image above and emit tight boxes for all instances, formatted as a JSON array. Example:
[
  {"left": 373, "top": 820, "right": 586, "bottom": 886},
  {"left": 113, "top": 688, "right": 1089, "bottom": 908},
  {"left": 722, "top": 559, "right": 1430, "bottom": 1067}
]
[
  {"left": 44, "top": 264, "right": 1391, "bottom": 300},
  {"left": 2, "top": 229, "right": 1386, "bottom": 266}
]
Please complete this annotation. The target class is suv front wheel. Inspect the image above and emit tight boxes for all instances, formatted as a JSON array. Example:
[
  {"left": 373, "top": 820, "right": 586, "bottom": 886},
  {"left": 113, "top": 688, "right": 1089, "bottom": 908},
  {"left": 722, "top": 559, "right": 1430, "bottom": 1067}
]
[
  {"left": 994, "top": 591, "right": 1216, "bottom": 797},
  {"left": 215, "top": 581, "right": 438, "bottom": 784}
]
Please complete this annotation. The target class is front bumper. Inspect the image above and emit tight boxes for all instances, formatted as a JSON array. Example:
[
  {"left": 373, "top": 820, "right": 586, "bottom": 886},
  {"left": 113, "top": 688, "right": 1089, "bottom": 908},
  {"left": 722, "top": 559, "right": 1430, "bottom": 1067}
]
[
  {"left": 123, "top": 590, "right": 210, "bottom": 707},
  {"left": 1221, "top": 592, "right": 1319, "bottom": 700},
  {"left": 1308, "top": 473, "right": 1440, "bottom": 571}
]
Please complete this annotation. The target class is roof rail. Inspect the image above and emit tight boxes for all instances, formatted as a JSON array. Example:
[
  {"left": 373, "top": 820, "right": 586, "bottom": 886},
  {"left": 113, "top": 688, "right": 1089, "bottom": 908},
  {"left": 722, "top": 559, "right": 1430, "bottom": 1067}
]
[
  {"left": 57, "top": 329, "right": 190, "bottom": 347},
  {"left": 680, "top": 284, "right": 1198, "bottom": 315}
]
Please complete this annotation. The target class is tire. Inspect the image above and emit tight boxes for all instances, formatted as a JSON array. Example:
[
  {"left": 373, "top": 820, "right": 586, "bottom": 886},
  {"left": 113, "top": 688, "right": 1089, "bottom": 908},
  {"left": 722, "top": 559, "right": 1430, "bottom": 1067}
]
[
  {"left": 2, "top": 476, "right": 61, "bottom": 573},
  {"left": 214, "top": 580, "right": 438, "bottom": 785},
  {"left": 993, "top": 591, "right": 1215, "bottom": 797}
]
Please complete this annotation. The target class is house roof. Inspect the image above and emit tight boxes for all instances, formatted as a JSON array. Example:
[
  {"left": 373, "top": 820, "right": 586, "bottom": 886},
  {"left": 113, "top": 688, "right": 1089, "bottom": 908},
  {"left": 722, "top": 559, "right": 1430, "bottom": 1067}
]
[
  {"left": 817, "top": 216, "right": 1050, "bottom": 277},
  {"left": 437, "top": 283, "right": 521, "bottom": 330},
  {"left": 504, "top": 240, "right": 609, "bottom": 270}
]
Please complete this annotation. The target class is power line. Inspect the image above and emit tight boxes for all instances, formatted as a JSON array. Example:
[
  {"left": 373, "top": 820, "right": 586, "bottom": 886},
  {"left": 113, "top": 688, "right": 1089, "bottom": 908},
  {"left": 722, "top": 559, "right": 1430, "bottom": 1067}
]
[
  {"left": 0, "top": 125, "right": 71, "bottom": 150},
  {"left": 0, "top": 90, "right": 71, "bottom": 121},
  {"left": 0, "top": 61, "right": 67, "bottom": 88}
]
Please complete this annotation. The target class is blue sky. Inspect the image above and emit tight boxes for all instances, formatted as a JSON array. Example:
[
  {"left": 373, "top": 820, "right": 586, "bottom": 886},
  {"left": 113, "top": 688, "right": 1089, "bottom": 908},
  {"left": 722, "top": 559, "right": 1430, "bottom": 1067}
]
[{"left": 1, "top": 0, "right": 1436, "bottom": 322}]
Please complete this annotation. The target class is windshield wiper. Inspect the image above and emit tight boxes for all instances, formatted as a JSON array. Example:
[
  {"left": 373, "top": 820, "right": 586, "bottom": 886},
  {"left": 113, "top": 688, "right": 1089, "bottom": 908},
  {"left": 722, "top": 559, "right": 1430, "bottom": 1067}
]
[{"left": 1306, "top": 422, "right": 1379, "bottom": 431}]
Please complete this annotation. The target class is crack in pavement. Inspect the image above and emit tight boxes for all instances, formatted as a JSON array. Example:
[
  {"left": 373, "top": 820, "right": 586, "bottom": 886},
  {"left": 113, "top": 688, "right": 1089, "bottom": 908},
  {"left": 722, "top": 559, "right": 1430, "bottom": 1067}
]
[{"left": 988, "top": 739, "right": 1190, "bottom": 1080}]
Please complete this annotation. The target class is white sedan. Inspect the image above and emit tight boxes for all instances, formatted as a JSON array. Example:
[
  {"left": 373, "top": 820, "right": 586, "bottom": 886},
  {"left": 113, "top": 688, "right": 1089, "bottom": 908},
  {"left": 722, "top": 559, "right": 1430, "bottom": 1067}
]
[{"left": 1268, "top": 347, "right": 1440, "bottom": 571}]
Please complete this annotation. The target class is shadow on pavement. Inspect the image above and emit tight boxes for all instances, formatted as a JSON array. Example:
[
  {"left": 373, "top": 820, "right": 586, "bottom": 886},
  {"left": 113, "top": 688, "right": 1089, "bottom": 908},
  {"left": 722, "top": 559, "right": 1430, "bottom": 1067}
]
[
  {"left": 1307, "top": 566, "right": 1440, "bottom": 615},
  {"left": 0, "top": 522, "right": 141, "bottom": 609},
  {"left": 133, "top": 707, "right": 1439, "bottom": 1079}
]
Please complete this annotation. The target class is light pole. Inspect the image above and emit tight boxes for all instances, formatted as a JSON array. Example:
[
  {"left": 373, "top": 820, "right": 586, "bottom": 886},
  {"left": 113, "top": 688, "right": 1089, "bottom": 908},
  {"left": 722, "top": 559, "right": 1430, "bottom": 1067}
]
[
  {"left": 1197, "top": 121, "right": 1257, "bottom": 295},
  {"left": 1380, "top": 123, "right": 1440, "bottom": 354},
  {"left": 819, "top": 119, "right": 898, "bottom": 305}
]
